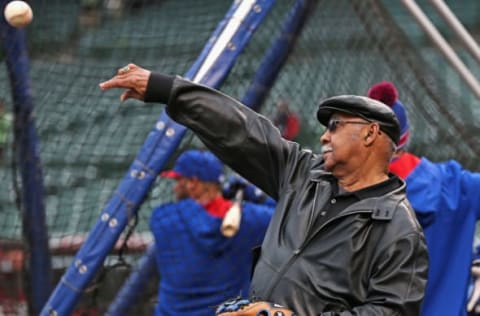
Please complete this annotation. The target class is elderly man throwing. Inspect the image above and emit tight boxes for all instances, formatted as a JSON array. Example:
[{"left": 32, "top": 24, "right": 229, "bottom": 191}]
[{"left": 100, "top": 64, "right": 428, "bottom": 315}]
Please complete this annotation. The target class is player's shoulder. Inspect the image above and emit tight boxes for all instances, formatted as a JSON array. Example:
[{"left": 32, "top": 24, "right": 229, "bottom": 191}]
[
  {"left": 240, "top": 202, "right": 274, "bottom": 230},
  {"left": 152, "top": 199, "right": 197, "bottom": 218},
  {"left": 242, "top": 201, "right": 274, "bottom": 214},
  {"left": 417, "top": 157, "right": 478, "bottom": 182}
]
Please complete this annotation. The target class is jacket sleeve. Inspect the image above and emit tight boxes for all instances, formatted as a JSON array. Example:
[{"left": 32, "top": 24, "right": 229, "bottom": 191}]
[
  {"left": 145, "top": 73, "right": 300, "bottom": 200},
  {"left": 320, "top": 232, "right": 428, "bottom": 316}
]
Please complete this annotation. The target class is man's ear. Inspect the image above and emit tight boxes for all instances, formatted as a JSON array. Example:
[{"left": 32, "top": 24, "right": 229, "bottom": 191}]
[
  {"left": 364, "top": 131, "right": 372, "bottom": 141},
  {"left": 364, "top": 124, "right": 380, "bottom": 145}
]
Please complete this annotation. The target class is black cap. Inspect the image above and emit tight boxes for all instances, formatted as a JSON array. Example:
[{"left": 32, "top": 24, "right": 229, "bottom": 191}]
[{"left": 317, "top": 95, "right": 400, "bottom": 145}]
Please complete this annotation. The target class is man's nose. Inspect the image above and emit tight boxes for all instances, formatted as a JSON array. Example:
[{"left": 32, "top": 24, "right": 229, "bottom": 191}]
[{"left": 320, "top": 130, "right": 330, "bottom": 144}]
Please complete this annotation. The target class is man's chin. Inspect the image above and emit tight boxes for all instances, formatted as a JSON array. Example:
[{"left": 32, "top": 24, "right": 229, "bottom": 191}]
[{"left": 322, "top": 161, "right": 333, "bottom": 172}]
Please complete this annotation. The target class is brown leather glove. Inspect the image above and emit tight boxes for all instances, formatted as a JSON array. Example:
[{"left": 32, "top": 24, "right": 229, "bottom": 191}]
[{"left": 216, "top": 298, "right": 296, "bottom": 316}]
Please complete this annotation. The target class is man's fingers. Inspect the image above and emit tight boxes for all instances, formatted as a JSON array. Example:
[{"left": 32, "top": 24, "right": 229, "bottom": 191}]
[
  {"left": 99, "top": 77, "right": 131, "bottom": 91},
  {"left": 117, "top": 63, "right": 136, "bottom": 75},
  {"left": 118, "top": 65, "right": 130, "bottom": 76},
  {"left": 99, "top": 64, "right": 148, "bottom": 101},
  {"left": 120, "top": 89, "right": 142, "bottom": 102},
  {"left": 100, "top": 80, "right": 143, "bottom": 101},
  {"left": 99, "top": 80, "right": 114, "bottom": 90}
]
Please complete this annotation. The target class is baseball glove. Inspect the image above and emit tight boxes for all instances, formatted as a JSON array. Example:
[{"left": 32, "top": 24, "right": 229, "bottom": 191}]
[{"left": 216, "top": 297, "right": 296, "bottom": 316}]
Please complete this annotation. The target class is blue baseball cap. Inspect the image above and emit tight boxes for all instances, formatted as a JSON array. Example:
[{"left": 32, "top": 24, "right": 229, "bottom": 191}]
[{"left": 160, "top": 150, "right": 224, "bottom": 183}]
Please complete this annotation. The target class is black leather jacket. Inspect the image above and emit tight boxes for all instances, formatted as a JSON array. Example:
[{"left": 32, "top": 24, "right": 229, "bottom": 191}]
[{"left": 145, "top": 74, "right": 429, "bottom": 316}]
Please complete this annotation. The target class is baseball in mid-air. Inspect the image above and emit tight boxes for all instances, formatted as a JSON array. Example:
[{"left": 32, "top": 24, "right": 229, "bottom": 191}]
[{"left": 4, "top": 1, "right": 33, "bottom": 28}]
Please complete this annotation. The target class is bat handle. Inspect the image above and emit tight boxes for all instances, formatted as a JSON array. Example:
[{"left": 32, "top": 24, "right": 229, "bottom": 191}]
[{"left": 220, "top": 189, "right": 244, "bottom": 237}]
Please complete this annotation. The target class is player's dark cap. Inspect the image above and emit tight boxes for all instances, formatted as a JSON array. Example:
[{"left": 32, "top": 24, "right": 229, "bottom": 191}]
[
  {"left": 160, "top": 149, "right": 224, "bottom": 183},
  {"left": 316, "top": 95, "right": 400, "bottom": 145}
]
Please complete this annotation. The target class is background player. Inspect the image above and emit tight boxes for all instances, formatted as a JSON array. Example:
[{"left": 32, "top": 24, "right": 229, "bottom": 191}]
[
  {"left": 368, "top": 81, "right": 480, "bottom": 316},
  {"left": 150, "top": 149, "right": 274, "bottom": 315}
]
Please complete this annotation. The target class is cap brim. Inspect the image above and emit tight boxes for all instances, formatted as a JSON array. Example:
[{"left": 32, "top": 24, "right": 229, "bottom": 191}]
[
  {"left": 159, "top": 170, "right": 182, "bottom": 179},
  {"left": 317, "top": 95, "right": 401, "bottom": 144},
  {"left": 317, "top": 106, "right": 371, "bottom": 126}
]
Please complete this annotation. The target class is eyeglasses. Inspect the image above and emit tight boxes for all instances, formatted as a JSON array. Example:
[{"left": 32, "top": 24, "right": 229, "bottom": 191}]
[{"left": 327, "top": 120, "right": 371, "bottom": 132}]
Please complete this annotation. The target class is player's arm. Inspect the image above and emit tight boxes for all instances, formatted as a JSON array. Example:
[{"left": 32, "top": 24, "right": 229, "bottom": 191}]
[
  {"left": 100, "top": 64, "right": 298, "bottom": 199},
  {"left": 157, "top": 73, "right": 298, "bottom": 199}
]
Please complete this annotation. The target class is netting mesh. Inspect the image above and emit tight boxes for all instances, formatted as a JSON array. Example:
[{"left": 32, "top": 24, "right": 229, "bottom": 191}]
[{"left": 1, "top": 0, "right": 480, "bottom": 314}]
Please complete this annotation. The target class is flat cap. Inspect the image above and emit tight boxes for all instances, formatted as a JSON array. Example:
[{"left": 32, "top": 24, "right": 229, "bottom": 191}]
[{"left": 317, "top": 95, "right": 400, "bottom": 145}]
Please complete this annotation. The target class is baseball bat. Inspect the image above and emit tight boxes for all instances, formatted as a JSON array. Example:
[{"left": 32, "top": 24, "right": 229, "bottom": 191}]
[
  {"left": 221, "top": 188, "right": 244, "bottom": 237},
  {"left": 468, "top": 266, "right": 480, "bottom": 312}
]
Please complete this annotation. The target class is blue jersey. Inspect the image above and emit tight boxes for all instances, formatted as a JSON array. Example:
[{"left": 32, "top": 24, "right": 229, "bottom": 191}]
[
  {"left": 405, "top": 158, "right": 480, "bottom": 316},
  {"left": 150, "top": 198, "right": 273, "bottom": 316}
]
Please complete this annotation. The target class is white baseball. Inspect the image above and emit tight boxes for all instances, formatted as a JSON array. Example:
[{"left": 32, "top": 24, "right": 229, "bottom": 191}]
[{"left": 4, "top": 1, "right": 33, "bottom": 28}]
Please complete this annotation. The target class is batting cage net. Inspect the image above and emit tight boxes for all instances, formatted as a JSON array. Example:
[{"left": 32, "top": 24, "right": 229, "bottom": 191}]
[{"left": 1, "top": 0, "right": 480, "bottom": 314}]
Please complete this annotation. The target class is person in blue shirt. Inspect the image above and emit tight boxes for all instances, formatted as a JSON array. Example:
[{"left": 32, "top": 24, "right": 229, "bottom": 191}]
[
  {"left": 150, "top": 149, "right": 274, "bottom": 316},
  {"left": 368, "top": 81, "right": 480, "bottom": 316}
]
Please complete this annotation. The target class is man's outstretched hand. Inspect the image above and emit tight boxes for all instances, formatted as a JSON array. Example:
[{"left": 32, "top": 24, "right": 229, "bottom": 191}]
[{"left": 99, "top": 63, "right": 151, "bottom": 102}]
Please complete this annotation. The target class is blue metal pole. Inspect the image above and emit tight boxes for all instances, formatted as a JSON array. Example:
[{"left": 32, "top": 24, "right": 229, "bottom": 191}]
[
  {"left": 242, "top": 0, "right": 315, "bottom": 112},
  {"left": 0, "top": 0, "right": 52, "bottom": 314}
]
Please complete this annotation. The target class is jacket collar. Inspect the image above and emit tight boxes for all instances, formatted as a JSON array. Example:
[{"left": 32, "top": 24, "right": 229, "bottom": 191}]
[
  {"left": 340, "top": 179, "right": 407, "bottom": 220},
  {"left": 308, "top": 156, "right": 333, "bottom": 181},
  {"left": 309, "top": 158, "right": 407, "bottom": 221}
]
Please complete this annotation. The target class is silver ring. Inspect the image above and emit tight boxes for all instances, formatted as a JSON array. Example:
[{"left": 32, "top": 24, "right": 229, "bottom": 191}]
[{"left": 120, "top": 66, "right": 130, "bottom": 74}]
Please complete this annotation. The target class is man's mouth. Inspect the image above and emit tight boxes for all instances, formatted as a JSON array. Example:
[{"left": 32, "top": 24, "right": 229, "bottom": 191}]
[{"left": 321, "top": 146, "right": 332, "bottom": 154}]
